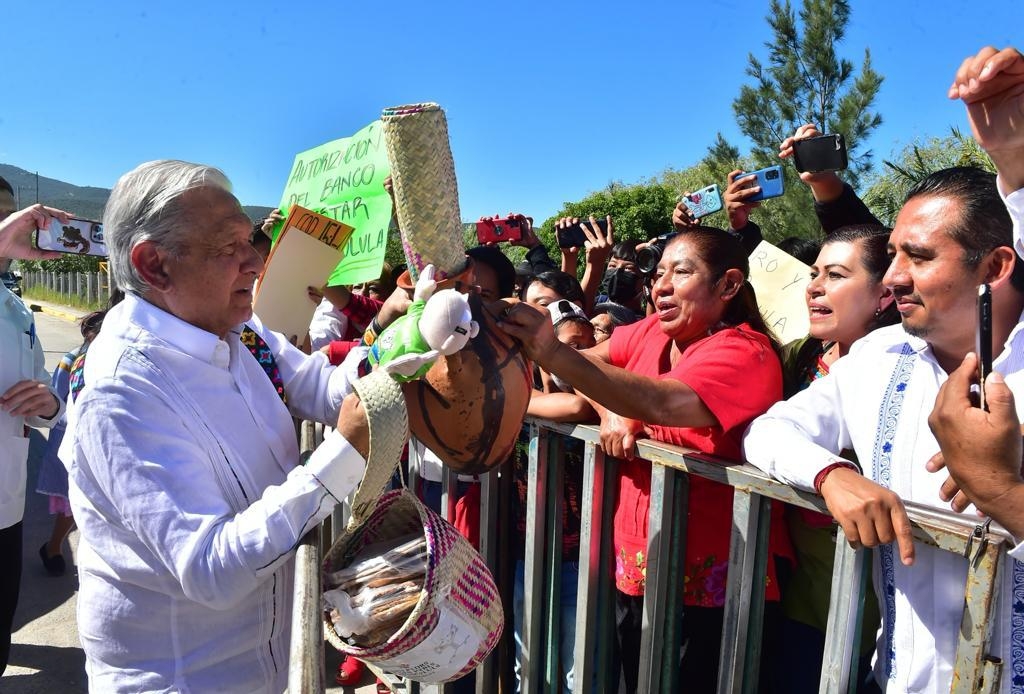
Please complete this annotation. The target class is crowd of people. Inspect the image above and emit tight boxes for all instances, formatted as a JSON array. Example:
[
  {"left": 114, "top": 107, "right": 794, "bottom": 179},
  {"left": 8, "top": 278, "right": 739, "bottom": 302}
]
[{"left": 1, "top": 44, "right": 1023, "bottom": 694}]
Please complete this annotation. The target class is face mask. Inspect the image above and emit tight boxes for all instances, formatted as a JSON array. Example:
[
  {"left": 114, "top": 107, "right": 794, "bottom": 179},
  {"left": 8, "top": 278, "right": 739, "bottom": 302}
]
[{"left": 606, "top": 268, "right": 640, "bottom": 303}]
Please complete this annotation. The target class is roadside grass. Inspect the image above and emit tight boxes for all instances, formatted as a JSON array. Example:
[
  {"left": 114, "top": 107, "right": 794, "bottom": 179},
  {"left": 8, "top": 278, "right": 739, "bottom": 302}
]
[{"left": 22, "top": 286, "right": 106, "bottom": 312}]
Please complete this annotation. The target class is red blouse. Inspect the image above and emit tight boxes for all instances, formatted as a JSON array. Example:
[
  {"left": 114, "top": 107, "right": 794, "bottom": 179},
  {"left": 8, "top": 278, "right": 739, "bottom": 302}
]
[{"left": 607, "top": 316, "right": 793, "bottom": 605}]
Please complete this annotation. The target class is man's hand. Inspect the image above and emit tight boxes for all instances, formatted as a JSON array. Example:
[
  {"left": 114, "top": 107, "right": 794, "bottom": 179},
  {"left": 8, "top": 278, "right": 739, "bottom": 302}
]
[
  {"left": 336, "top": 393, "right": 369, "bottom": 461},
  {"left": 949, "top": 46, "right": 1024, "bottom": 193},
  {"left": 0, "top": 205, "right": 68, "bottom": 261},
  {"left": 819, "top": 466, "right": 915, "bottom": 565},
  {"left": 0, "top": 379, "right": 60, "bottom": 419},
  {"left": 496, "top": 299, "right": 561, "bottom": 366},
  {"left": 927, "top": 353, "right": 1024, "bottom": 537},
  {"left": 307, "top": 285, "right": 325, "bottom": 306},
  {"left": 376, "top": 285, "right": 414, "bottom": 330},
  {"left": 599, "top": 410, "right": 644, "bottom": 460},
  {"left": 553, "top": 217, "right": 584, "bottom": 274},
  {"left": 778, "top": 124, "right": 845, "bottom": 201},
  {"left": 723, "top": 170, "right": 762, "bottom": 230},
  {"left": 580, "top": 215, "right": 614, "bottom": 267},
  {"left": 671, "top": 199, "right": 700, "bottom": 232},
  {"left": 260, "top": 209, "right": 286, "bottom": 239},
  {"left": 505, "top": 213, "right": 541, "bottom": 250}
]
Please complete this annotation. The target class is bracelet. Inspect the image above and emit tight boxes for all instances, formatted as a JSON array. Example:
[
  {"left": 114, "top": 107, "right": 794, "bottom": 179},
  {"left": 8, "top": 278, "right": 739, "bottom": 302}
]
[
  {"left": 814, "top": 461, "right": 859, "bottom": 495},
  {"left": 362, "top": 317, "right": 386, "bottom": 347}
]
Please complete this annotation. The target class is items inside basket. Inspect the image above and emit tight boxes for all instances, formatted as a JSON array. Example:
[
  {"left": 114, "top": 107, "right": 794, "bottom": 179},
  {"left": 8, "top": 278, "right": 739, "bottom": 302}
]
[{"left": 323, "top": 532, "right": 427, "bottom": 647}]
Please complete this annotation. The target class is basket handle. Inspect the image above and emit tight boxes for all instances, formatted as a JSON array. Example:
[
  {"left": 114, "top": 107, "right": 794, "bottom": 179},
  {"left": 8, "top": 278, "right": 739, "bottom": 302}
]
[{"left": 347, "top": 369, "right": 409, "bottom": 528}]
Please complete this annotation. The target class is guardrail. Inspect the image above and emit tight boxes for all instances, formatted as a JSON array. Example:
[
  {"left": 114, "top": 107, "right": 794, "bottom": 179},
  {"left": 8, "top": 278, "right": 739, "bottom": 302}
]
[
  {"left": 290, "top": 418, "right": 1012, "bottom": 694},
  {"left": 21, "top": 270, "right": 112, "bottom": 305}
]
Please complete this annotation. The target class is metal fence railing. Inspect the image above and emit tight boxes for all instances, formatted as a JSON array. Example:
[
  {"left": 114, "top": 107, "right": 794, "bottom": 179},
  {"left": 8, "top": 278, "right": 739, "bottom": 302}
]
[
  {"left": 21, "top": 270, "right": 112, "bottom": 305},
  {"left": 291, "top": 418, "right": 1013, "bottom": 694}
]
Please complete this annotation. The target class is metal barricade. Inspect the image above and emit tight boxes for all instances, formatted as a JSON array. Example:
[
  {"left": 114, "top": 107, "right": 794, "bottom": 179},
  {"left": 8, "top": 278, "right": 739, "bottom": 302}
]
[{"left": 290, "top": 418, "right": 1013, "bottom": 693}]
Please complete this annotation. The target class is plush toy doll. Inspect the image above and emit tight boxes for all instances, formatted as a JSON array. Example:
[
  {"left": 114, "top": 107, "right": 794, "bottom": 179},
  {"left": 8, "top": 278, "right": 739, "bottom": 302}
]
[{"left": 368, "top": 265, "right": 480, "bottom": 382}]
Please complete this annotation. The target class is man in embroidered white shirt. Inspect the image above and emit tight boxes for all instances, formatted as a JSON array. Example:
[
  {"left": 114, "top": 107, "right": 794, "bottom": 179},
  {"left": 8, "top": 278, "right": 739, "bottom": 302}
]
[
  {"left": 59, "top": 160, "right": 371, "bottom": 694},
  {"left": 743, "top": 154, "right": 1024, "bottom": 688}
]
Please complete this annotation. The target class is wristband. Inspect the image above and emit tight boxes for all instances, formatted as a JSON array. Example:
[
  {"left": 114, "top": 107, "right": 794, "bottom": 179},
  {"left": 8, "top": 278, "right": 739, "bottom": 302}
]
[
  {"left": 814, "top": 461, "right": 859, "bottom": 495},
  {"left": 361, "top": 317, "right": 384, "bottom": 347}
]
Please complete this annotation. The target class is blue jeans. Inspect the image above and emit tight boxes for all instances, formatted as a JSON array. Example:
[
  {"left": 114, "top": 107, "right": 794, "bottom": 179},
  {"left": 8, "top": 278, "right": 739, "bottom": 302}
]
[{"left": 513, "top": 559, "right": 579, "bottom": 692}]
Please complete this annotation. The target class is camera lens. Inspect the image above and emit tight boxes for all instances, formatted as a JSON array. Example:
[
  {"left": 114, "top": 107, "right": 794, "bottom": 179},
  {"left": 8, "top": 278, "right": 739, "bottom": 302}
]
[
  {"left": 636, "top": 246, "right": 662, "bottom": 275},
  {"left": 766, "top": 169, "right": 779, "bottom": 180}
]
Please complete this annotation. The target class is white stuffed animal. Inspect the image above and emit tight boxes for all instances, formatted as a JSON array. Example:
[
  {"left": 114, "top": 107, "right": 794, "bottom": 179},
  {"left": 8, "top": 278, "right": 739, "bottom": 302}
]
[{"left": 367, "top": 265, "right": 480, "bottom": 381}]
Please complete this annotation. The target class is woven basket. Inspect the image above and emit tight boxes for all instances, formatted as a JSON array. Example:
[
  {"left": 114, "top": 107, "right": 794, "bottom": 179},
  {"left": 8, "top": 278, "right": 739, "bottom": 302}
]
[
  {"left": 323, "top": 489, "right": 504, "bottom": 683},
  {"left": 381, "top": 103, "right": 468, "bottom": 283}
]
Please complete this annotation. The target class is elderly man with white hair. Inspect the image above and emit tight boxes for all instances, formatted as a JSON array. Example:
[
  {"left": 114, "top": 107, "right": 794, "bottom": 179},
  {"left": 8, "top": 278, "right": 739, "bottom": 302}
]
[{"left": 59, "top": 160, "right": 370, "bottom": 693}]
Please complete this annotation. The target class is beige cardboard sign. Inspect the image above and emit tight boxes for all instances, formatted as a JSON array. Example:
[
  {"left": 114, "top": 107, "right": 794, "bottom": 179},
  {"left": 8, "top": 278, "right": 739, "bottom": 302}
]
[
  {"left": 747, "top": 240, "right": 811, "bottom": 344},
  {"left": 253, "top": 206, "right": 354, "bottom": 340}
]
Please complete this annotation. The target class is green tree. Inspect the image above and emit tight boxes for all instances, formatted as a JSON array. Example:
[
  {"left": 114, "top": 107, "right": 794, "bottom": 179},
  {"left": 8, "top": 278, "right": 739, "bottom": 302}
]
[
  {"left": 863, "top": 128, "right": 995, "bottom": 225},
  {"left": 730, "top": 0, "right": 883, "bottom": 241},
  {"left": 734, "top": 0, "right": 883, "bottom": 185},
  {"left": 537, "top": 181, "right": 676, "bottom": 249}
]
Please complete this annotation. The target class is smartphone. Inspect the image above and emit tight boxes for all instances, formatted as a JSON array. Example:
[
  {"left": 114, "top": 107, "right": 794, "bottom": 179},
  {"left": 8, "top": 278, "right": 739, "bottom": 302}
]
[
  {"left": 35, "top": 218, "right": 108, "bottom": 257},
  {"left": 976, "top": 283, "right": 993, "bottom": 410},
  {"left": 681, "top": 184, "right": 724, "bottom": 219},
  {"left": 793, "top": 134, "right": 849, "bottom": 174},
  {"left": 556, "top": 217, "right": 609, "bottom": 249},
  {"left": 736, "top": 165, "right": 785, "bottom": 202},
  {"left": 475, "top": 217, "right": 524, "bottom": 245}
]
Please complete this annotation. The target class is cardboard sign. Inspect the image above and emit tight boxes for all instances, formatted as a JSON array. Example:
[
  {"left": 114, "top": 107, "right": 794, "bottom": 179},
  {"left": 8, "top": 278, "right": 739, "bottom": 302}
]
[
  {"left": 747, "top": 240, "right": 811, "bottom": 344},
  {"left": 253, "top": 206, "right": 354, "bottom": 341},
  {"left": 277, "top": 120, "right": 393, "bottom": 286}
]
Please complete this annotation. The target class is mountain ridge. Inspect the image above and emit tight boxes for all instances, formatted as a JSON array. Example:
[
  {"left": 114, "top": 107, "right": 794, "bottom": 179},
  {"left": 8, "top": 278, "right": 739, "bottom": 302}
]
[{"left": 0, "top": 163, "right": 274, "bottom": 223}]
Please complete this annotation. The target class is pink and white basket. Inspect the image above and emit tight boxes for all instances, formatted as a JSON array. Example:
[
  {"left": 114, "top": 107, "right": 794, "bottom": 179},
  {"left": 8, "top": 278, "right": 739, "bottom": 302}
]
[{"left": 323, "top": 489, "right": 504, "bottom": 683}]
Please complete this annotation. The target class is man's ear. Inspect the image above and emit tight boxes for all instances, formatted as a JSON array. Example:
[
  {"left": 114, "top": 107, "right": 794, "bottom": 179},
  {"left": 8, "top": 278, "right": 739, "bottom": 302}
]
[
  {"left": 879, "top": 287, "right": 895, "bottom": 313},
  {"left": 720, "top": 268, "right": 745, "bottom": 301},
  {"left": 984, "top": 246, "right": 1018, "bottom": 289},
  {"left": 131, "top": 241, "right": 172, "bottom": 292}
]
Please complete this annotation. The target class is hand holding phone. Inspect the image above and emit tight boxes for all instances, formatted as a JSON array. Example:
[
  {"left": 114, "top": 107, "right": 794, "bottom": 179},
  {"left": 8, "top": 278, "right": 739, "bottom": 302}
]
[
  {"left": 556, "top": 217, "right": 610, "bottom": 249},
  {"left": 976, "top": 283, "right": 993, "bottom": 410},
  {"left": 476, "top": 216, "right": 525, "bottom": 245},
  {"left": 792, "top": 134, "right": 849, "bottom": 174},
  {"left": 35, "top": 217, "right": 108, "bottom": 257},
  {"left": 680, "top": 185, "right": 724, "bottom": 219},
  {"left": 734, "top": 165, "right": 785, "bottom": 202}
]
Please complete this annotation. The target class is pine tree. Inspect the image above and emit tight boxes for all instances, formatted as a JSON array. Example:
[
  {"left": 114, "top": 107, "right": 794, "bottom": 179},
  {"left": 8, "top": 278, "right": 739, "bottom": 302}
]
[{"left": 733, "top": 0, "right": 883, "bottom": 188}]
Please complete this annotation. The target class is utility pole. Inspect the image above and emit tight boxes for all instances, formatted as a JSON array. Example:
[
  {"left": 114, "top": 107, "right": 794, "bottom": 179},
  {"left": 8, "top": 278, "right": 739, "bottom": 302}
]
[{"left": 35, "top": 171, "right": 39, "bottom": 203}]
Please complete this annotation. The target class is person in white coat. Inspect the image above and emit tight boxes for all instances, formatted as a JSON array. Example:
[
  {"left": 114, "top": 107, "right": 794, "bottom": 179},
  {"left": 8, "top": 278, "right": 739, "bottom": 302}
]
[
  {"left": 59, "top": 160, "right": 372, "bottom": 693},
  {"left": 0, "top": 181, "right": 64, "bottom": 674}
]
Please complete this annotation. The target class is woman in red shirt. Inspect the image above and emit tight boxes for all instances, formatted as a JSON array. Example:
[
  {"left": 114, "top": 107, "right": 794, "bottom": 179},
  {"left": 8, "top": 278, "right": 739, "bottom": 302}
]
[{"left": 501, "top": 227, "right": 791, "bottom": 692}]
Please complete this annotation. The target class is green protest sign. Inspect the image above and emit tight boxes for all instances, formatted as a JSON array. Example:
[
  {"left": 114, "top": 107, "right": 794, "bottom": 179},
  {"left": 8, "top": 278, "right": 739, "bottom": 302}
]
[{"left": 277, "top": 120, "right": 392, "bottom": 286}]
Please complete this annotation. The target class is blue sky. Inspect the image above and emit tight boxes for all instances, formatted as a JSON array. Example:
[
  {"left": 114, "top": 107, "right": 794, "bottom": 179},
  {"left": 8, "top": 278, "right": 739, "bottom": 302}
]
[{"left": 1, "top": 1, "right": 1019, "bottom": 222}]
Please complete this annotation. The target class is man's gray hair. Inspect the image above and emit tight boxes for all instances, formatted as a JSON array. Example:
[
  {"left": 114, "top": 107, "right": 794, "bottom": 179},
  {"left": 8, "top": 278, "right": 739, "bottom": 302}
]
[{"left": 104, "top": 160, "right": 231, "bottom": 295}]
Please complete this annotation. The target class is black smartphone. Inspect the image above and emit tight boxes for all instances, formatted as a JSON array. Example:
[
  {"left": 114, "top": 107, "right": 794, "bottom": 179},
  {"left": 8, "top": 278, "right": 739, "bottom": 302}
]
[
  {"left": 35, "top": 217, "right": 108, "bottom": 257},
  {"left": 557, "top": 217, "right": 609, "bottom": 249},
  {"left": 792, "top": 134, "right": 849, "bottom": 174},
  {"left": 976, "top": 283, "right": 993, "bottom": 410}
]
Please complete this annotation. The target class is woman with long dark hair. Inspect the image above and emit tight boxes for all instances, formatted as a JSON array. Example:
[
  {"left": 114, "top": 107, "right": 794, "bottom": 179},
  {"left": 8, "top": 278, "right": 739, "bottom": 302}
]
[
  {"left": 501, "top": 227, "right": 792, "bottom": 691},
  {"left": 772, "top": 224, "right": 897, "bottom": 692}
]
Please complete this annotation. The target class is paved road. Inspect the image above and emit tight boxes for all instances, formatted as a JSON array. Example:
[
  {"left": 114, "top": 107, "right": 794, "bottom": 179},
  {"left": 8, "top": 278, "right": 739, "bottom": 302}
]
[
  {"left": 2, "top": 299, "right": 376, "bottom": 693},
  {"left": 3, "top": 303, "right": 88, "bottom": 693}
]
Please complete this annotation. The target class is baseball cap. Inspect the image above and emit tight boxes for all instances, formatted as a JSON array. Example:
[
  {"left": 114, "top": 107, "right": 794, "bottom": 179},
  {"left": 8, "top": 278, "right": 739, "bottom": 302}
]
[{"left": 548, "top": 299, "right": 589, "bottom": 328}]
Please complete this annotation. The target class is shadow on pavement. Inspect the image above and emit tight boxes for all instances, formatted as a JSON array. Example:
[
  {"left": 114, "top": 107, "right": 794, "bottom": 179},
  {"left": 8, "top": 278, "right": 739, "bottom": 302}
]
[
  {"left": 12, "top": 432, "right": 79, "bottom": 634},
  {"left": 4, "top": 643, "right": 87, "bottom": 693}
]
